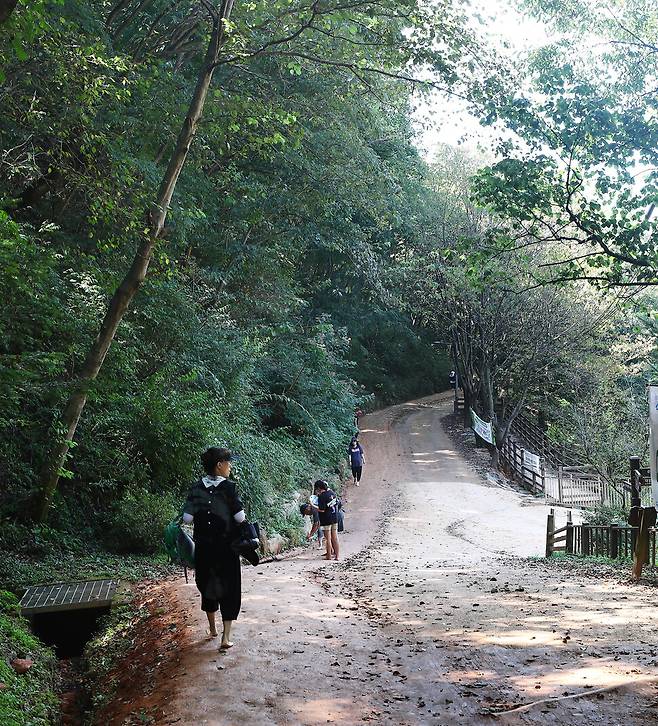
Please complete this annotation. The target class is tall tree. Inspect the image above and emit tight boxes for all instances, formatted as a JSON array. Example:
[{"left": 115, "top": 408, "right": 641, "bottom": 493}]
[
  {"left": 34, "top": 1, "right": 233, "bottom": 521},
  {"left": 470, "top": 0, "right": 658, "bottom": 288},
  {"left": 0, "top": 0, "right": 482, "bottom": 520}
]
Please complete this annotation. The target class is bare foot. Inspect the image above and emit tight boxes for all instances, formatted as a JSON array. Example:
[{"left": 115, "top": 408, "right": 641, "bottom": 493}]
[
  {"left": 323, "top": 554, "right": 332, "bottom": 560},
  {"left": 333, "top": 556, "right": 339, "bottom": 560},
  {"left": 207, "top": 628, "right": 218, "bottom": 638},
  {"left": 220, "top": 641, "right": 234, "bottom": 650}
]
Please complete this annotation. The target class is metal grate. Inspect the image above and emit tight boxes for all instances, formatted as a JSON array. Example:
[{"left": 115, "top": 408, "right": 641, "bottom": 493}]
[{"left": 20, "top": 579, "right": 118, "bottom": 615}]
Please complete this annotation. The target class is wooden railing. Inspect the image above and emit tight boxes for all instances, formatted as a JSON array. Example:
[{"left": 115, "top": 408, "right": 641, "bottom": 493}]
[
  {"left": 545, "top": 508, "right": 657, "bottom": 563},
  {"left": 510, "top": 409, "right": 582, "bottom": 469},
  {"left": 499, "top": 432, "right": 653, "bottom": 509},
  {"left": 499, "top": 436, "right": 544, "bottom": 495}
]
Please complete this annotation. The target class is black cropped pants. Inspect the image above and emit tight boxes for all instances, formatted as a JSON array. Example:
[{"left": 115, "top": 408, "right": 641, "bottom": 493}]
[{"left": 195, "top": 539, "right": 241, "bottom": 621}]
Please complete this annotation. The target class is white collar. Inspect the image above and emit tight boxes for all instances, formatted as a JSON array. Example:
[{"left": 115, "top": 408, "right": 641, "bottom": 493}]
[{"left": 202, "top": 475, "right": 226, "bottom": 488}]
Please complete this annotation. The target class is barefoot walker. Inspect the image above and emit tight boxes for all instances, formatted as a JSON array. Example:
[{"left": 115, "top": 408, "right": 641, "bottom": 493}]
[
  {"left": 315, "top": 479, "right": 340, "bottom": 560},
  {"left": 183, "top": 447, "right": 247, "bottom": 649}
]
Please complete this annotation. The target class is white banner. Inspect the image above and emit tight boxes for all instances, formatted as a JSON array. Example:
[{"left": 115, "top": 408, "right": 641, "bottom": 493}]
[
  {"left": 470, "top": 409, "right": 495, "bottom": 445},
  {"left": 523, "top": 450, "right": 541, "bottom": 474},
  {"left": 649, "top": 384, "right": 658, "bottom": 507}
]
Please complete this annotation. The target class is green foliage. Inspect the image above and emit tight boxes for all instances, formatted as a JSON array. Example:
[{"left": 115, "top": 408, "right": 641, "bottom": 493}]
[
  {"left": 85, "top": 594, "right": 148, "bottom": 714},
  {"left": 0, "top": 0, "right": 461, "bottom": 560},
  {"left": 344, "top": 309, "right": 451, "bottom": 406},
  {"left": 110, "top": 488, "right": 178, "bottom": 554},
  {"left": 0, "top": 591, "right": 59, "bottom": 726},
  {"left": 538, "top": 293, "right": 656, "bottom": 481},
  {"left": 472, "top": 1, "right": 658, "bottom": 287},
  {"left": 586, "top": 504, "right": 628, "bottom": 527},
  {"left": 0, "top": 590, "right": 20, "bottom": 616},
  {"left": 0, "top": 547, "right": 176, "bottom": 591}
]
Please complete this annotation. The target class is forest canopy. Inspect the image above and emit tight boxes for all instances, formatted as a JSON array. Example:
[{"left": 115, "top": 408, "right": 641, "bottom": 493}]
[
  {"left": 0, "top": 0, "right": 463, "bottom": 547},
  {"left": 0, "top": 0, "right": 657, "bottom": 561}
]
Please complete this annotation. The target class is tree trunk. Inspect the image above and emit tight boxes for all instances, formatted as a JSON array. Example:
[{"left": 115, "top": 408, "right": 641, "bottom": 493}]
[
  {"left": 462, "top": 389, "right": 472, "bottom": 428},
  {"left": 106, "top": 0, "right": 134, "bottom": 28},
  {"left": 490, "top": 444, "right": 499, "bottom": 468},
  {"left": 34, "top": 1, "right": 234, "bottom": 523},
  {"left": 0, "top": 0, "right": 18, "bottom": 24}
]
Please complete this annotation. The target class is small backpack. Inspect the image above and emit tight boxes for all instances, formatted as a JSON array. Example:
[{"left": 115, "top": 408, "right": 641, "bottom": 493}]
[{"left": 164, "top": 516, "right": 195, "bottom": 568}]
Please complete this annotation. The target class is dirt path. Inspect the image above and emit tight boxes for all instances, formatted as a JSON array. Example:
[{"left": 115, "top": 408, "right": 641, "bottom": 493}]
[{"left": 148, "top": 394, "right": 658, "bottom": 725}]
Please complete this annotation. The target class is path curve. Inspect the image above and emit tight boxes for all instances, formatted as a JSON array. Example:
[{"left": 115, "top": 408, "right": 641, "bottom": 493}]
[{"left": 144, "top": 394, "right": 658, "bottom": 725}]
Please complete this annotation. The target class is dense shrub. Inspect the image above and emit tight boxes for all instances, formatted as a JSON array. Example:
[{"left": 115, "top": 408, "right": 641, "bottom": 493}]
[
  {"left": 109, "top": 488, "right": 179, "bottom": 554},
  {"left": 0, "top": 1, "right": 447, "bottom": 564}
]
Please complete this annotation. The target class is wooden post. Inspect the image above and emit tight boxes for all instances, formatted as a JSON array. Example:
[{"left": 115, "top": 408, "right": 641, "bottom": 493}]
[
  {"left": 512, "top": 440, "right": 517, "bottom": 479},
  {"left": 545, "top": 508, "right": 555, "bottom": 558},
  {"left": 582, "top": 522, "right": 591, "bottom": 556},
  {"left": 633, "top": 507, "right": 657, "bottom": 580},
  {"left": 566, "top": 510, "right": 574, "bottom": 554},
  {"left": 633, "top": 513, "right": 648, "bottom": 579},
  {"left": 630, "top": 456, "right": 642, "bottom": 508},
  {"left": 610, "top": 522, "right": 619, "bottom": 560}
]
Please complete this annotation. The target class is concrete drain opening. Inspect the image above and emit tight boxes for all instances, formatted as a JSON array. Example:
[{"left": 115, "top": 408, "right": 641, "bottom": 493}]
[{"left": 20, "top": 579, "right": 119, "bottom": 657}]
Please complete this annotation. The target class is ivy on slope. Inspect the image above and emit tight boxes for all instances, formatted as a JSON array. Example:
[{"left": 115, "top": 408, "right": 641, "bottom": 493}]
[{"left": 0, "top": 1, "right": 451, "bottom": 558}]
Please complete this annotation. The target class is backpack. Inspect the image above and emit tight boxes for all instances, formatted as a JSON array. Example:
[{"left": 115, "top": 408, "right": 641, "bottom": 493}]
[
  {"left": 325, "top": 491, "right": 342, "bottom": 516},
  {"left": 164, "top": 515, "right": 195, "bottom": 568}
]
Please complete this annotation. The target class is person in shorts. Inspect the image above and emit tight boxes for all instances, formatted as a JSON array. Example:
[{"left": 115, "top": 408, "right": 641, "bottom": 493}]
[{"left": 314, "top": 479, "right": 339, "bottom": 560}]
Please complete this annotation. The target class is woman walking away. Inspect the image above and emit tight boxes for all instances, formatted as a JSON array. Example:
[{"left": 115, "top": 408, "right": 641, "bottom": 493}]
[
  {"left": 182, "top": 447, "right": 245, "bottom": 650},
  {"left": 315, "top": 480, "right": 340, "bottom": 560},
  {"left": 348, "top": 438, "right": 365, "bottom": 486}
]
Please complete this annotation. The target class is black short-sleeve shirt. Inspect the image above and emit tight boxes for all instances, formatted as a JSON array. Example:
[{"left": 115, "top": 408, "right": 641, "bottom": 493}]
[
  {"left": 317, "top": 489, "right": 338, "bottom": 526},
  {"left": 183, "top": 477, "right": 244, "bottom": 544}
]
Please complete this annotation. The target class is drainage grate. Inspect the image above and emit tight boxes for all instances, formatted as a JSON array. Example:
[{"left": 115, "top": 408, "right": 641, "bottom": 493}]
[{"left": 20, "top": 579, "right": 118, "bottom": 615}]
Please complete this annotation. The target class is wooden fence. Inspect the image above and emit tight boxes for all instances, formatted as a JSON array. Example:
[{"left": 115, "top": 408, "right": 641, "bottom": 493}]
[
  {"left": 544, "top": 468, "right": 627, "bottom": 508},
  {"left": 499, "top": 436, "right": 545, "bottom": 495},
  {"left": 510, "top": 410, "right": 571, "bottom": 469},
  {"left": 499, "top": 436, "right": 651, "bottom": 509},
  {"left": 545, "top": 508, "right": 658, "bottom": 564}
]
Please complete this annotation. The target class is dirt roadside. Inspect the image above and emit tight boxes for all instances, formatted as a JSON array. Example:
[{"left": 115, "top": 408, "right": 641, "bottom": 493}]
[{"left": 106, "top": 394, "right": 658, "bottom": 725}]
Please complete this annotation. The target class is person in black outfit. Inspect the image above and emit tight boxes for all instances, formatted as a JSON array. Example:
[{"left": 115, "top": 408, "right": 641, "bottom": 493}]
[
  {"left": 348, "top": 438, "right": 365, "bottom": 486},
  {"left": 182, "top": 447, "right": 245, "bottom": 649}
]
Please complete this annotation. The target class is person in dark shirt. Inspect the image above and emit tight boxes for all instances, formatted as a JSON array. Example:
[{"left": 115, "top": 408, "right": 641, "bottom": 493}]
[
  {"left": 348, "top": 438, "right": 365, "bottom": 486},
  {"left": 182, "top": 447, "right": 245, "bottom": 649},
  {"left": 314, "top": 479, "right": 340, "bottom": 560},
  {"left": 354, "top": 407, "right": 364, "bottom": 428}
]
